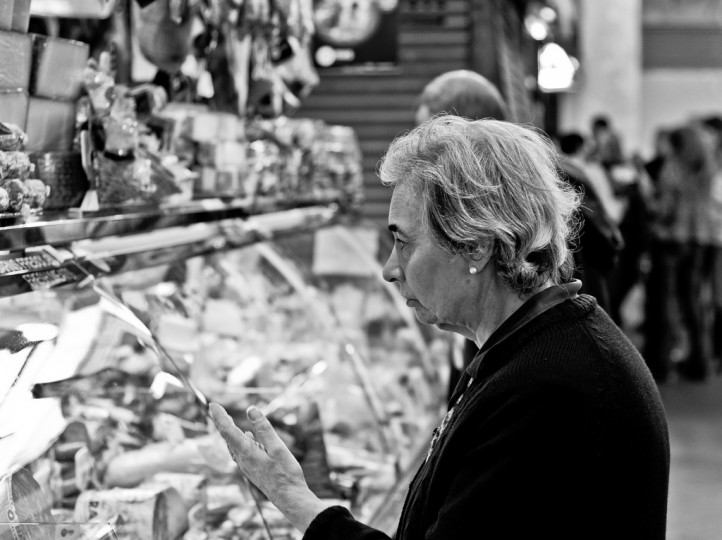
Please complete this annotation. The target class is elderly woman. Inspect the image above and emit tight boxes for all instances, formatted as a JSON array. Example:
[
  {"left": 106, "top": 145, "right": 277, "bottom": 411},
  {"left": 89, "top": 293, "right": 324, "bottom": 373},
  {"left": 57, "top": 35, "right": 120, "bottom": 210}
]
[{"left": 210, "top": 117, "right": 670, "bottom": 539}]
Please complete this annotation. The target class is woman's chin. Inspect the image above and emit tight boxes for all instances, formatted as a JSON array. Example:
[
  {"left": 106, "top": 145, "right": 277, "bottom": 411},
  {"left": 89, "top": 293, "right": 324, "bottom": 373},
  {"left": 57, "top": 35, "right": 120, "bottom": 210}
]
[{"left": 412, "top": 307, "right": 439, "bottom": 326}]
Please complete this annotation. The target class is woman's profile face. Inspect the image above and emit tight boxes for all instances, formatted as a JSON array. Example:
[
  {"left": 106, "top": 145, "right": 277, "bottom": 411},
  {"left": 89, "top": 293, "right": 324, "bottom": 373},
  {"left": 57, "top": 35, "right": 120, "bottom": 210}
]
[{"left": 381, "top": 182, "right": 476, "bottom": 334}]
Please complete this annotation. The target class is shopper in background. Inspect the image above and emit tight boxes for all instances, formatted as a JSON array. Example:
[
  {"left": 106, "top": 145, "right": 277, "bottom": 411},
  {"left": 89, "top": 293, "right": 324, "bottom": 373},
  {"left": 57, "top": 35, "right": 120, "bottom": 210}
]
[
  {"left": 587, "top": 114, "right": 625, "bottom": 168},
  {"left": 645, "top": 127, "right": 673, "bottom": 186},
  {"left": 561, "top": 115, "right": 651, "bottom": 328},
  {"left": 210, "top": 117, "right": 670, "bottom": 540},
  {"left": 647, "top": 121, "right": 720, "bottom": 381},
  {"left": 701, "top": 116, "right": 722, "bottom": 369},
  {"left": 413, "top": 69, "right": 509, "bottom": 126},
  {"left": 414, "top": 71, "right": 622, "bottom": 398}
]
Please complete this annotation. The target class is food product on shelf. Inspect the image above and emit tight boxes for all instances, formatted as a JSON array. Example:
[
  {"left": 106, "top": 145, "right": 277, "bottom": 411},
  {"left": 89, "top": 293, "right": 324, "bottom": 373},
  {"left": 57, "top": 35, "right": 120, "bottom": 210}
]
[
  {"left": 25, "top": 97, "right": 77, "bottom": 153},
  {"left": 0, "top": 122, "right": 27, "bottom": 151},
  {"left": 0, "top": 150, "right": 32, "bottom": 180},
  {"left": 30, "top": 34, "right": 89, "bottom": 101},
  {"left": 0, "top": 31, "right": 32, "bottom": 91},
  {"left": 0, "top": 186, "right": 9, "bottom": 211},
  {"left": 23, "top": 178, "right": 48, "bottom": 207},
  {"left": 2, "top": 178, "right": 27, "bottom": 212}
]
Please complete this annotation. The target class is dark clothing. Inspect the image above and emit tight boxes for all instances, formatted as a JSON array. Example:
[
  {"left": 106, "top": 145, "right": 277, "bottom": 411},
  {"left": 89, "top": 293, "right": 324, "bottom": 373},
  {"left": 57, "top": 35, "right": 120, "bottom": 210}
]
[
  {"left": 558, "top": 157, "right": 623, "bottom": 312},
  {"left": 304, "top": 285, "right": 670, "bottom": 540},
  {"left": 610, "top": 180, "right": 652, "bottom": 324},
  {"left": 644, "top": 240, "right": 716, "bottom": 381}
]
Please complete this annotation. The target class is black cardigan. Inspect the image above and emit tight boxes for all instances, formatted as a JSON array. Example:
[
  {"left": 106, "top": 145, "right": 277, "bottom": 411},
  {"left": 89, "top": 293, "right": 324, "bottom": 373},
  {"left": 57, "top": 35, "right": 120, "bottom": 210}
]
[{"left": 304, "top": 291, "right": 670, "bottom": 540}]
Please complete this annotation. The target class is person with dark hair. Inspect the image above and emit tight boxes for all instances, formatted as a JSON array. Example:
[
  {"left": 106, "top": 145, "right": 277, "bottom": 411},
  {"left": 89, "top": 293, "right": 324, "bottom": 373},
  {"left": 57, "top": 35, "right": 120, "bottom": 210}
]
[
  {"left": 588, "top": 114, "right": 624, "bottom": 167},
  {"left": 210, "top": 117, "right": 670, "bottom": 540},
  {"left": 558, "top": 131, "right": 586, "bottom": 155}
]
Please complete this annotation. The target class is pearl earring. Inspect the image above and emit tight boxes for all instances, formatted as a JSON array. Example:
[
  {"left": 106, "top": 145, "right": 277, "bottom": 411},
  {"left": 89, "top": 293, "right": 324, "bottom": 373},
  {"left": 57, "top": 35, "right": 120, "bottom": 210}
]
[{"left": 469, "top": 267, "right": 477, "bottom": 275}]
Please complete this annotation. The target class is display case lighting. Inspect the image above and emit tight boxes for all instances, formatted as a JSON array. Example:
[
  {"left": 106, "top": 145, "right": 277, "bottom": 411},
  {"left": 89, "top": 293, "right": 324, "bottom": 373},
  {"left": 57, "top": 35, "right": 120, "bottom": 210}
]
[{"left": 30, "top": 0, "right": 117, "bottom": 19}]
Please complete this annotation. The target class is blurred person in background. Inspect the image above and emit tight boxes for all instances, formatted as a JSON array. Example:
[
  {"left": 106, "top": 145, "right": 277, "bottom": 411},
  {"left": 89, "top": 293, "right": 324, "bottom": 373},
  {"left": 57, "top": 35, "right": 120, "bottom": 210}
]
[
  {"left": 646, "top": 121, "right": 721, "bottom": 381},
  {"left": 415, "top": 71, "right": 621, "bottom": 398},
  {"left": 587, "top": 114, "right": 625, "bottom": 168},
  {"left": 701, "top": 115, "right": 722, "bottom": 371},
  {"left": 645, "top": 128, "right": 673, "bottom": 186},
  {"left": 210, "top": 117, "right": 670, "bottom": 540},
  {"left": 583, "top": 115, "right": 652, "bottom": 328}
]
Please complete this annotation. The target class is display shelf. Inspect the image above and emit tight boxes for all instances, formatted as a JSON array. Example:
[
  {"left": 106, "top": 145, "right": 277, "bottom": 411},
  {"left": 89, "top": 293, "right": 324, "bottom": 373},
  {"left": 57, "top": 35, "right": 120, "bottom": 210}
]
[
  {"left": 0, "top": 204, "right": 340, "bottom": 298},
  {"left": 0, "top": 196, "right": 343, "bottom": 252}
]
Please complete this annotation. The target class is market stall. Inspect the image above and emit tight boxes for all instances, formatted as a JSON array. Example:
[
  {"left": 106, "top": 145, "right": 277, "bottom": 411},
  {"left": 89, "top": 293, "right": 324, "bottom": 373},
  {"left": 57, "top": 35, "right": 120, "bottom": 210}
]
[{"left": 0, "top": 1, "right": 446, "bottom": 538}]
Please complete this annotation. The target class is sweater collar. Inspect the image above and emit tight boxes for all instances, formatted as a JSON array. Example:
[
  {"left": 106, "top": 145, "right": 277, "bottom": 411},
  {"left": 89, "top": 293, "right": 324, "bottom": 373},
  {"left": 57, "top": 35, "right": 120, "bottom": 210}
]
[{"left": 464, "top": 280, "right": 582, "bottom": 380}]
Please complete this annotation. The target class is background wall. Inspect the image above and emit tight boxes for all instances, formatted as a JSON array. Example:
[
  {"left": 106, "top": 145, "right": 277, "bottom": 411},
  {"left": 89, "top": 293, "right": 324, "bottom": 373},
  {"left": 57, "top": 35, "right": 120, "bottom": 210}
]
[
  {"left": 558, "top": 0, "right": 722, "bottom": 158},
  {"left": 557, "top": 0, "right": 643, "bottom": 157}
]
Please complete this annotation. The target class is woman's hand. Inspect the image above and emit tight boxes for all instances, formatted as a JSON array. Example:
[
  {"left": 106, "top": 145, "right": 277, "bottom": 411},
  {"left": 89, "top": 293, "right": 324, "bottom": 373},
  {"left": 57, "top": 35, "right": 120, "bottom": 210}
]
[{"left": 209, "top": 402, "right": 331, "bottom": 532}]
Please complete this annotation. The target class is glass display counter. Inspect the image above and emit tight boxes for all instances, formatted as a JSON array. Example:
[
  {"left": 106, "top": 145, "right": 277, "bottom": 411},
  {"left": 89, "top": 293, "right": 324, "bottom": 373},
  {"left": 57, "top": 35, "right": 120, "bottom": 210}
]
[{"left": 0, "top": 206, "right": 445, "bottom": 540}]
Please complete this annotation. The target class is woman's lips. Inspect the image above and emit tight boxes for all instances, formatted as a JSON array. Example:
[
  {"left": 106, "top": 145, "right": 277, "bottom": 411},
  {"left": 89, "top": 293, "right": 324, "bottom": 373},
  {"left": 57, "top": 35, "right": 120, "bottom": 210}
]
[{"left": 406, "top": 299, "right": 419, "bottom": 307}]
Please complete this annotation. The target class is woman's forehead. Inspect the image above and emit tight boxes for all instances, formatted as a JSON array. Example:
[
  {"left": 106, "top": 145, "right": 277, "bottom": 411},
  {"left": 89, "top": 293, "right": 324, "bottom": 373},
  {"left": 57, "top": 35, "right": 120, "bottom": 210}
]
[{"left": 388, "top": 182, "right": 424, "bottom": 233}]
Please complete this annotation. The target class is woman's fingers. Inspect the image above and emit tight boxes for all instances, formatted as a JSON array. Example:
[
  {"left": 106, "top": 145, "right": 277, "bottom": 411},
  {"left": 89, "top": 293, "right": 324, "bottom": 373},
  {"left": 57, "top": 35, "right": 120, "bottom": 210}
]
[
  {"left": 209, "top": 403, "right": 255, "bottom": 457},
  {"left": 246, "top": 406, "right": 287, "bottom": 457}
]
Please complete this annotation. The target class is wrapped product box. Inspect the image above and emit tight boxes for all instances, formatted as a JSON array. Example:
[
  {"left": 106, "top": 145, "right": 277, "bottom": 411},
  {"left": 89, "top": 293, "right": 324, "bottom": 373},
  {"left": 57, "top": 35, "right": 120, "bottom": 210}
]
[
  {"left": 0, "top": 2, "right": 13, "bottom": 32},
  {"left": 0, "top": 90, "right": 28, "bottom": 129},
  {"left": 11, "top": 0, "right": 31, "bottom": 33},
  {"left": 0, "top": 30, "right": 32, "bottom": 90},
  {"left": 0, "top": 0, "right": 31, "bottom": 33},
  {"left": 30, "top": 34, "right": 90, "bottom": 100},
  {"left": 196, "top": 140, "right": 247, "bottom": 168},
  {"left": 25, "top": 97, "right": 76, "bottom": 152},
  {"left": 191, "top": 111, "right": 240, "bottom": 142}
]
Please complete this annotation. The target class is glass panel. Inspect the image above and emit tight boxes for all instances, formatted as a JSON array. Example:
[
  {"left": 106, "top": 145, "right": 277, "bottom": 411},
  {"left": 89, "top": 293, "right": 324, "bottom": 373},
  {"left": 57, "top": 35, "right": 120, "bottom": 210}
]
[
  {"left": 0, "top": 236, "right": 423, "bottom": 535},
  {"left": 274, "top": 224, "right": 448, "bottom": 473}
]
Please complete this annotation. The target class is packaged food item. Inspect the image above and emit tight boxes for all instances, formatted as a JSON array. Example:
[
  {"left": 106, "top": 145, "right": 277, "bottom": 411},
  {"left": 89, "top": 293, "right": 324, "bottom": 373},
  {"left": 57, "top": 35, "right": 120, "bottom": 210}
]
[
  {"left": 25, "top": 97, "right": 76, "bottom": 152},
  {"left": 2, "top": 177, "right": 28, "bottom": 211},
  {"left": 0, "top": 30, "right": 32, "bottom": 90},
  {"left": 0, "top": 186, "right": 9, "bottom": 211},
  {"left": 74, "top": 486, "right": 187, "bottom": 540},
  {"left": 0, "top": 91, "right": 29, "bottom": 131},
  {"left": 0, "top": 150, "right": 32, "bottom": 179},
  {"left": 30, "top": 34, "right": 90, "bottom": 100},
  {"left": 23, "top": 178, "right": 48, "bottom": 208},
  {"left": 0, "top": 0, "right": 31, "bottom": 33},
  {"left": 103, "top": 91, "right": 138, "bottom": 157},
  {"left": 83, "top": 53, "right": 114, "bottom": 115},
  {"left": 0, "top": 468, "right": 54, "bottom": 540},
  {"left": 0, "top": 2, "right": 12, "bottom": 31},
  {"left": 0, "top": 122, "right": 27, "bottom": 151},
  {"left": 12, "top": 0, "right": 31, "bottom": 33}
]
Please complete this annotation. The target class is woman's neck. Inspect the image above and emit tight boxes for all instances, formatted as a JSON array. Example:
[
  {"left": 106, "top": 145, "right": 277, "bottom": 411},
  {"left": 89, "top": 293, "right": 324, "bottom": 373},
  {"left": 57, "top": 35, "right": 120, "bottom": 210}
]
[{"left": 473, "top": 280, "right": 553, "bottom": 348}]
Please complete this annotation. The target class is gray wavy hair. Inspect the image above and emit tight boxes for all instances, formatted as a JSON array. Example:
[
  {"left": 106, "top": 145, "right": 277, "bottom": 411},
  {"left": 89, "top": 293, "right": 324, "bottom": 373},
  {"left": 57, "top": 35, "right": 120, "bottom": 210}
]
[{"left": 378, "top": 116, "right": 581, "bottom": 297}]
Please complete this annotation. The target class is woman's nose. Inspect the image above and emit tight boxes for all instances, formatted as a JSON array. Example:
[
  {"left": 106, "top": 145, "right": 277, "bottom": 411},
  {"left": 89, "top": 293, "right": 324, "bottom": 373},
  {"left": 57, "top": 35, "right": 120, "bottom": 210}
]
[{"left": 382, "top": 247, "right": 402, "bottom": 283}]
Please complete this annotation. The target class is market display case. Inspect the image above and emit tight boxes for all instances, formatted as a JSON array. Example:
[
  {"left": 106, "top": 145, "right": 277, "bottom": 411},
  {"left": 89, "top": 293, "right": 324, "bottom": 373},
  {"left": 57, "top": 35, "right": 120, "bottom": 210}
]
[
  {"left": 0, "top": 204, "right": 446, "bottom": 540},
  {"left": 0, "top": 0, "right": 449, "bottom": 536}
]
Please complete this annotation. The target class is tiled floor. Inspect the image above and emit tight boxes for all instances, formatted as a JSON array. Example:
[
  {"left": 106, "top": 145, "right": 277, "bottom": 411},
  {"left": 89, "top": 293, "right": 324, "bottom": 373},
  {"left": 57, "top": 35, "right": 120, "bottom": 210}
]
[{"left": 659, "top": 375, "right": 722, "bottom": 540}]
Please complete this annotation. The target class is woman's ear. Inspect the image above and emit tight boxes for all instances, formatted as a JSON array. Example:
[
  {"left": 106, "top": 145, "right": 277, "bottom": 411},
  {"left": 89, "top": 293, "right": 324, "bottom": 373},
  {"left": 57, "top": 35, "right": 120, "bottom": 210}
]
[{"left": 465, "top": 242, "right": 494, "bottom": 274}]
